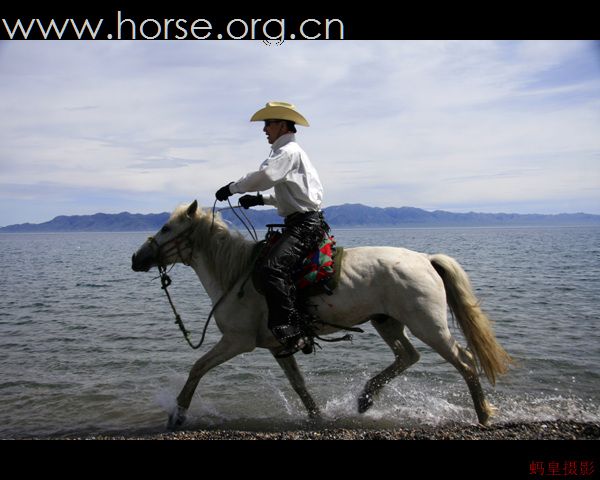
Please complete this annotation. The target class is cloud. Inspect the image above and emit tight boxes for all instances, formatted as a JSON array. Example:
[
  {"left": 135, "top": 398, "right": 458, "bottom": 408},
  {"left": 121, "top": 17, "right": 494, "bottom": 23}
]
[
  {"left": 127, "top": 156, "right": 209, "bottom": 170},
  {"left": 1, "top": 40, "right": 599, "bottom": 225}
]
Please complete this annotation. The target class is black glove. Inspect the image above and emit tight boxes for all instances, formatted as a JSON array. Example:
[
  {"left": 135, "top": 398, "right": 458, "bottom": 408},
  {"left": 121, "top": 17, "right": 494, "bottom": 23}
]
[
  {"left": 215, "top": 183, "right": 234, "bottom": 201},
  {"left": 239, "top": 194, "right": 264, "bottom": 209}
]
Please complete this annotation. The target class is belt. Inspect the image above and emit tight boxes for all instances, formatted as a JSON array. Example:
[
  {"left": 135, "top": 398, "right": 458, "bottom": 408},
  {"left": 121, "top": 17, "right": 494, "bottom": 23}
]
[{"left": 284, "top": 210, "right": 321, "bottom": 225}]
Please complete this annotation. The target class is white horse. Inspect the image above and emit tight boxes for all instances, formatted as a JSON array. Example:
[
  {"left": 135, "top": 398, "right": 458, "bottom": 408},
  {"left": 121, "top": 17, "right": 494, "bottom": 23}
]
[{"left": 131, "top": 201, "right": 512, "bottom": 429}]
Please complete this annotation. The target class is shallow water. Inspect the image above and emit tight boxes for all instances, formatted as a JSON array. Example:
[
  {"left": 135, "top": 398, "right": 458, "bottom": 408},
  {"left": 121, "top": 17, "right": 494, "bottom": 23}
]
[{"left": 0, "top": 226, "right": 598, "bottom": 438}]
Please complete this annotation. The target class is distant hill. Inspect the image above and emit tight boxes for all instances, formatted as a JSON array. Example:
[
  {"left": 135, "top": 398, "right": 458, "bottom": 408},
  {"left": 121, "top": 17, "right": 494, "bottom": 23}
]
[
  {"left": 323, "top": 204, "right": 600, "bottom": 227},
  {"left": 0, "top": 212, "right": 172, "bottom": 233},
  {"left": 1, "top": 204, "right": 599, "bottom": 232}
]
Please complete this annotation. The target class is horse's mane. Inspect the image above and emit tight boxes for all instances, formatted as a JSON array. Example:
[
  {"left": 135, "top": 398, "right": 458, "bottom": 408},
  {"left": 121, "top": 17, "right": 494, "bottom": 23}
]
[{"left": 170, "top": 205, "right": 256, "bottom": 290}]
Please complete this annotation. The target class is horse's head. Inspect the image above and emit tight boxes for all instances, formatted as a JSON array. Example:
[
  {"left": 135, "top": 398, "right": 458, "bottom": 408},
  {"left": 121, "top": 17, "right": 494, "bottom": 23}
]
[{"left": 131, "top": 200, "right": 199, "bottom": 272}]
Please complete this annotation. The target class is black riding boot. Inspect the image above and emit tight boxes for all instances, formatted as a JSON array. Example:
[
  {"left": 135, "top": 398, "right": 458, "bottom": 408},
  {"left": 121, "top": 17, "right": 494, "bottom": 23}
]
[{"left": 271, "top": 319, "right": 313, "bottom": 358}]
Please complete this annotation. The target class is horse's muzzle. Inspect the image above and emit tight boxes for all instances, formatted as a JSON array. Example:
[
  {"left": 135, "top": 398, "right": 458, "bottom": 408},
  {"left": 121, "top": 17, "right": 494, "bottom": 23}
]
[{"left": 131, "top": 252, "right": 151, "bottom": 272}]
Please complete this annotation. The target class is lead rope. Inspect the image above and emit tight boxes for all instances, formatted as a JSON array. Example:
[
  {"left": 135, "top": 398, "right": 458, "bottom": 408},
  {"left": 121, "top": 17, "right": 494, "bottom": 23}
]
[
  {"left": 159, "top": 202, "right": 259, "bottom": 349},
  {"left": 159, "top": 265, "right": 231, "bottom": 350}
]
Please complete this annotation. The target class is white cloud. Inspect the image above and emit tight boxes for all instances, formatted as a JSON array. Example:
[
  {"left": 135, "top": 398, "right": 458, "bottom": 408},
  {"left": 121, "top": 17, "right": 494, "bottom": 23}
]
[{"left": 0, "top": 40, "right": 599, "bottom": 225}]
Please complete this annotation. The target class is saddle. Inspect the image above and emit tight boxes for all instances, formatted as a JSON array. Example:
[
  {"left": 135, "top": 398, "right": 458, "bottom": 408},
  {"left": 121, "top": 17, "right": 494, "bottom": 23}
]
[
  {"left": 251, "top": 224, "right": 344, "bottom": 298},
  {"left": 250, "top": 225, "right": 361, "bottom": 352}
]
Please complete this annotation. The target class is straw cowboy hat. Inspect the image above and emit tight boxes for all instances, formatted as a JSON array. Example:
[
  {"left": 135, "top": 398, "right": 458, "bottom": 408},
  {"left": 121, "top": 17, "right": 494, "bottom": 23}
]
[{"left": 250, "top": 101, "right": 310, "bottom": 127}]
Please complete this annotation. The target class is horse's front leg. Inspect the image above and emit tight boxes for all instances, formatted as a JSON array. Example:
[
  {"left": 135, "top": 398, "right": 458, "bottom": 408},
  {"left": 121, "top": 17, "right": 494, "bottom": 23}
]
[
  {"left": 168, "top": 337, "right": 253, "bottom": 430},
  {"left": 272, "top": 352, "right": 321, "bottom": 419}
]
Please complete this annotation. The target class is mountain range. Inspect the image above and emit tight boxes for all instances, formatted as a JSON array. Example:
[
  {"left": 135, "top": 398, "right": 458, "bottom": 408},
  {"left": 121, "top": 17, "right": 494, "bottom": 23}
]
[{"left": 1, "top": 204, "right": 599, "bottom": 233}]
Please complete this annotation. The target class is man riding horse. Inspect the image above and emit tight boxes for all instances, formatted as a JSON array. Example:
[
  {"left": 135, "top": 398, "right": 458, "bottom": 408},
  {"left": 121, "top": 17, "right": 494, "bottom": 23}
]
[{"left": 215, "top": 101, "right": 326, "bottom": 357}]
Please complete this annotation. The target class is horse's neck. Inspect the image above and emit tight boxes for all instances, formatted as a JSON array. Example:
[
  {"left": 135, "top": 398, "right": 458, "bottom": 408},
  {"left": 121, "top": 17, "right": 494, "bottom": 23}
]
[
  {"left": 189, "top": 255, "right": 224, "bottom": 303},
  {"left": 188, "top": 218, "right": 255, "bottom": 302}
]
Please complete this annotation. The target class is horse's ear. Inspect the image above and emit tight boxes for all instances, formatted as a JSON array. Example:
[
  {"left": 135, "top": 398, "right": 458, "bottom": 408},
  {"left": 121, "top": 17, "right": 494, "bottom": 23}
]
[{"left": 187, "top": 200, "right": 198, "bottom": 217}]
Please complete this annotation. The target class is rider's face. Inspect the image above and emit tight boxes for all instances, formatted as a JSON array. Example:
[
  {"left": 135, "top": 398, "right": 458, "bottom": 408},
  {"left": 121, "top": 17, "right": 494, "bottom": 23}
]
[{"left": 263, "top": 120, "right": 287, "bottom": 144}]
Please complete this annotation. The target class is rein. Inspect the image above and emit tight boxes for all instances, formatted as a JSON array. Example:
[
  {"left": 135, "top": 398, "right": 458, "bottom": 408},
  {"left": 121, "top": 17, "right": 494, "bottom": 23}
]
[
  {"left": 154, "top": 202, "right": 260, "bottom": 349},
  {"left": 211, "top": 198, "right": 258, "bottom": 242},
  {"left": 153, "top": 203, "right": 360, "bottom": 350}
]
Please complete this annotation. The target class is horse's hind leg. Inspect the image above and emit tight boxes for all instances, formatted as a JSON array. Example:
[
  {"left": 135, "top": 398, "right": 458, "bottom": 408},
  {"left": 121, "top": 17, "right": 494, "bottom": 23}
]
[
  {"left": 454, "top": 344, "right": 496, "bottom": 425},
  {"left": 273, "top": 352, "right": 321, "bottom": 419},
  {"left": 415, "top": 330, "right": 494, "bottom": 426},
  {"left": 358, "top": 315, "right": 420, "bottom": 413}
]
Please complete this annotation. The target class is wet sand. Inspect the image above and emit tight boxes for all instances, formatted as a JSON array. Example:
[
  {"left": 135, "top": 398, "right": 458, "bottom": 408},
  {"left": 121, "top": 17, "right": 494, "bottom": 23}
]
[{"left": 48, "top": 420, "right": 599, "bottom": 440}]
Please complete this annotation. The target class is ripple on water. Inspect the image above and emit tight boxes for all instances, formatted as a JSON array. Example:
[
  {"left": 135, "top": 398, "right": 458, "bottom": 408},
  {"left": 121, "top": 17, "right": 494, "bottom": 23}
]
[{"left": 0, "top": 227, "right": 599, "bottom": 437}]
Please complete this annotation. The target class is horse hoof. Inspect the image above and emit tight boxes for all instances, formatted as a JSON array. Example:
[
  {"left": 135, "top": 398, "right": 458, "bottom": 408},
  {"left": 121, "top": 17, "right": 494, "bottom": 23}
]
[
  {"left": 308, "top": 408, "right": 322, "bottom": 420},
  {"left": 477, "top": 401, "right": 496, "bottom": 426},
  {"left": 167, "top": 405, "right": 187, "bottom": 430},
  {"left": 477, "top": 411, "right": 492, "bottom": 427},
  {"left": 357, "top": 392, "right": 373, "bottom": 414}
]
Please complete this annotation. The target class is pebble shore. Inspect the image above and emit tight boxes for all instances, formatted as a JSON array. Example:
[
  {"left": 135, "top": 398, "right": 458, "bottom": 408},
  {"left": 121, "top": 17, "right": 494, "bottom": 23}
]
[{"left": 53, "top": 420, "right": 599, "bottom": 440}]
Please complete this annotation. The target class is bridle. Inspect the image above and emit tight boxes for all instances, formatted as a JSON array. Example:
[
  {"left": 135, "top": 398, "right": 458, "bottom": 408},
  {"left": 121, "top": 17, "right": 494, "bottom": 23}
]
[
  {"left": 147, "top": 223, "right": 197, "bottom": 268},
  {"left": 146, "top": 221, "right": 209, "bottom": 349},
  {"left": 148, "top": 202, "right": 258, "bottom": 350}
]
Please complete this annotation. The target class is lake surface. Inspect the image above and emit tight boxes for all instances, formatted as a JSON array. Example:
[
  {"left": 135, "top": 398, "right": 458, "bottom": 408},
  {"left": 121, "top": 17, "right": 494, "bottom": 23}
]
[{"left": 0, "top": 226, "right": 598, "bottom": 438}]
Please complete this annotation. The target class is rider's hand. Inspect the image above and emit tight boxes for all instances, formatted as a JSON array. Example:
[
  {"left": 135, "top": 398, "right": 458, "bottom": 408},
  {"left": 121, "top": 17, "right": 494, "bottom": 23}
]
[
  {"left": 239, "top": 194, "right": 264, "bottom": 209},
  {"left": 215, "top": 183, "right": 234, "bottom": 202}
]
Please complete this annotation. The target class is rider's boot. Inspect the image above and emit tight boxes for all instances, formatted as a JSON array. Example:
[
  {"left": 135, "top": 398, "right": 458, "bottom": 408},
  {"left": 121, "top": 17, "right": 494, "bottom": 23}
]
[{"left": 272, "top": 311, "right": 313, "bottom": 357}]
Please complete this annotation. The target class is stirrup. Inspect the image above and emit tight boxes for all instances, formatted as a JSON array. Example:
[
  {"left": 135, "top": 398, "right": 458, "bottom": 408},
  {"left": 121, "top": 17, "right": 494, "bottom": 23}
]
[
  {"left": 274, "top": 335, "right": 312, "bottom": 358},
  {"left": 272, "top": 324, "right": 301, "bottom": 343},
  {"left": 300, "top": 336, "right": 314, "bottom": 354},
  {"left": 272, "top": 309, "right": 316, "bottom": 357}
]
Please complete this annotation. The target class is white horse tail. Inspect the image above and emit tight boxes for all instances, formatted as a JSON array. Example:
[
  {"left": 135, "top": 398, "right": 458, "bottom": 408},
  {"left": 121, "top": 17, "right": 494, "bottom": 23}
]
[{"left": 429, "top": 254, "right": 512, "bottom": 385}]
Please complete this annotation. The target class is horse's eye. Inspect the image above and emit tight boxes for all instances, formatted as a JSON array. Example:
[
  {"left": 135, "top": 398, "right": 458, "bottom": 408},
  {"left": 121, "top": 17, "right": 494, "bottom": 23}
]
[{"left": 160, "top": 225, "right": 170, "bottom": 233}]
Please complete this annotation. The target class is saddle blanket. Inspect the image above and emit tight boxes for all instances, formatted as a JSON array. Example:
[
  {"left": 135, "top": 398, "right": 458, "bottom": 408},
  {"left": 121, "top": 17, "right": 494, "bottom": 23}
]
[
  {"left": 294, "top": 233, "right": 343, "bottom": 296},
  {"left": 253, "top": 231, "right": 344, "bottom": 297}
]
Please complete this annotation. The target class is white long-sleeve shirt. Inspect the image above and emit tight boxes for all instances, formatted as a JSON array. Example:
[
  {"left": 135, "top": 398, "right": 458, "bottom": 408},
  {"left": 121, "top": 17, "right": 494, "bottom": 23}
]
[{"left": 229, "top": 133, "right": 323, "bottom": 218}]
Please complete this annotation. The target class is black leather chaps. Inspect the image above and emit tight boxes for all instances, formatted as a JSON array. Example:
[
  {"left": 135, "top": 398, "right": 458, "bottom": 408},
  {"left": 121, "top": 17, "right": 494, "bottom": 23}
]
[{"left": 255, "top": 211, "right": 325, "bottom": 330}]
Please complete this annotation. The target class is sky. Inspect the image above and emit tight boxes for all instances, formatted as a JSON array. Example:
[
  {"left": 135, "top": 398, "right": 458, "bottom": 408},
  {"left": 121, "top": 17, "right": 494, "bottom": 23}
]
[{"left": 1, "top": 40, "right": 599, "bottom": 226}]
